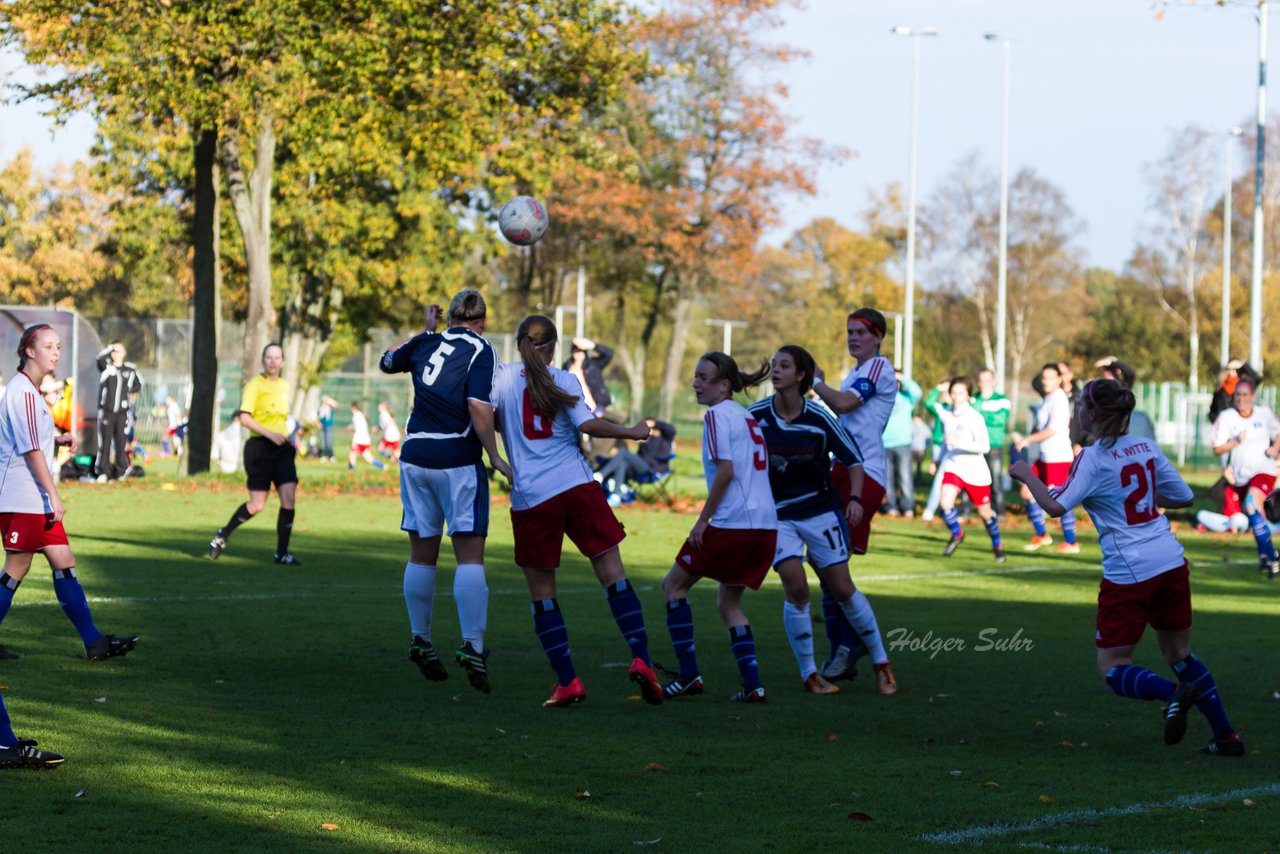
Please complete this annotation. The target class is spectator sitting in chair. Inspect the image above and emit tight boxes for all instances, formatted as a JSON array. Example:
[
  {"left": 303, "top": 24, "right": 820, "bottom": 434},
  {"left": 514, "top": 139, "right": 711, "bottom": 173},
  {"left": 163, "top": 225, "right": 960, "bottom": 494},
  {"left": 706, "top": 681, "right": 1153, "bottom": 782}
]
[{"left": 596, "top": 418, "right": 676, "bottom": 504}]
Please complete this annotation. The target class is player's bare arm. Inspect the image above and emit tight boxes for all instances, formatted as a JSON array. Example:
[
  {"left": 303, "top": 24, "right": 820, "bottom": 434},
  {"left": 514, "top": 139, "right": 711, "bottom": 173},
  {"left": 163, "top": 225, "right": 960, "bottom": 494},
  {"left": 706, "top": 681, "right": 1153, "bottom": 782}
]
[
  {"left": 468, "top": 400, "right": 513, "bottom": 482},
  {"left": 22, "top": 448, "right": 65, "bottom": 523},
  {"left": 811, "top": 365, "right": 862, "bottom": 414},
  {"left": 690, "top": 459, "right": 734, "bottom": 550},
  {"left": 581, "top": 419, "right": 650, "bottom": 442},
  {"left": 845, "top": 462, "right": 867, "bottom": 526}
]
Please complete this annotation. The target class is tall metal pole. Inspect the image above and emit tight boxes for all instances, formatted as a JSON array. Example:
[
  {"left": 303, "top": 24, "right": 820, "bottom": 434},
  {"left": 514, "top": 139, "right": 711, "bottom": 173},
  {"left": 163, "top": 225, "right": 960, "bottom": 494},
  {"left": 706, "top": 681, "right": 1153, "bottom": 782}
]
[
  {"left": 994, "top": 37, "right": 1011, "bottom": 392},
  {"left": 1223, "top": 129, "right": 1242, "bottom": 368},
  {"left": 903, "top": 33, "right": 922, "bottom": 380},
  {"left": 1250, "top": 0, "right": 1268, "bottom": 370},
  {"left": 575, "top": 266, "right": 586, "bottom": 340}
]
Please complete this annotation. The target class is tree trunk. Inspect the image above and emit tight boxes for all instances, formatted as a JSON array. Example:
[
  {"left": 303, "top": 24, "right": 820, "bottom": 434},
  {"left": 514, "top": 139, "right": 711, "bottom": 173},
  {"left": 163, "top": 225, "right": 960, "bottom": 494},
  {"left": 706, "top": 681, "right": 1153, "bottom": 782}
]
[
  {"left": 187, "top": 126, "right": 219, "bottom": 475},
  {"left": 282, "top": 276, "right": 343, "bottom": 415},
  {"left": 659, "top": 276, "right": 697, "bottom": 422},
  {"left": 220, "top": 118, "right": 276, "bottom": 381}
]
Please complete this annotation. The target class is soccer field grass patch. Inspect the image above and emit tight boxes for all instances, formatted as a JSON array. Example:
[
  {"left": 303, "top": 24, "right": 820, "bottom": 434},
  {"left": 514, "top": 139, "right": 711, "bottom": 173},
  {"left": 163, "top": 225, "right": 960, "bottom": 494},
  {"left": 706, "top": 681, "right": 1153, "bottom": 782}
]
[{"left": 0, "top": 479, "right": 1276, "bottom": 852}]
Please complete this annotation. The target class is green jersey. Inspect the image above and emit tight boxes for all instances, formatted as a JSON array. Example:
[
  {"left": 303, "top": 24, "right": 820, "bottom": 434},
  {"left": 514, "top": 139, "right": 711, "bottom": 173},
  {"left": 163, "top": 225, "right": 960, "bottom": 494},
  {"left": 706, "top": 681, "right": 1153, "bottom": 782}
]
[{"left": 974, "top": 392, "right": 1012, "bottom": 448}]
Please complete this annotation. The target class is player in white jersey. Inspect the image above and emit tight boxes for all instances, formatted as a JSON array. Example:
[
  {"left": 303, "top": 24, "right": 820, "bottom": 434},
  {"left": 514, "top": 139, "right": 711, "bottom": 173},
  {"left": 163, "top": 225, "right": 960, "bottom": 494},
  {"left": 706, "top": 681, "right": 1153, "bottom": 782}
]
[
  {"left": 1012, "top": 379, "right": 1245, "bottom": 757},
  {"left": 1210, "top": 378, "right": 1280, "bottom": 576},
  {"left": 661, "top": 352, "right": 778, "bottom": 703},
  {"left": 936, "top": 378, "right": 1005, "bottom": 562},
  {"left": 377, "top": 402, "right": 402, "bottom": 461},
  {"left": 491, "top": 315, "right": 664, "bottom": 708},
  {"left": 1012, "top": 363, "right": 1080, "bottom": 553},
  {"left": 0, "top": 324, "right": 137, "bottom": 662},
  {"left": 347, "top": 401, "right": 384, "bottom": 471}
]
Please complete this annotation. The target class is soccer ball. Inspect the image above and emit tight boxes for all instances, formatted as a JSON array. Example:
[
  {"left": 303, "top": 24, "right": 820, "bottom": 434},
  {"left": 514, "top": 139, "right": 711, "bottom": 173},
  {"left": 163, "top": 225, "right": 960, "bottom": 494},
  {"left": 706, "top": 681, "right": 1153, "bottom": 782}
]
[{"left": 498, "top": 196, "right": 549, "bottom": 246}]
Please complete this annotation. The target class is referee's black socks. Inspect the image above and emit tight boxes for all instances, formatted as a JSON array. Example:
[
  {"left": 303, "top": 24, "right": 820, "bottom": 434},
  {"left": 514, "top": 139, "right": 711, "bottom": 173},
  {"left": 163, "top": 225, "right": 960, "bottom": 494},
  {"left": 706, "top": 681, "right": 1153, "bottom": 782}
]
[
  {"left": 222, "top": 503, "right": 254, "bottom": 537},
  {"left": 277, "top": 508, "right": 295, "bottom": 556}
]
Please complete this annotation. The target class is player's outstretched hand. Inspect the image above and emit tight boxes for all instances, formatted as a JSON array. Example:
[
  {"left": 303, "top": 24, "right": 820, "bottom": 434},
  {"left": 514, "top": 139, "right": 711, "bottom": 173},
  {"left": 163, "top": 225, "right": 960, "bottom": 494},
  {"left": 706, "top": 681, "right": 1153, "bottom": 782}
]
[
  {"left": 688, "top": 519, "right": 708, "bottom": 550},
  {"left": 1008, "top": 459, "right": 1033, "bottom": 483},
  {"left": 424, "top": 304, "right": 443, "bottom": 332},
  {"left": 627, "top": 422, "right": 650, "bottom": 441}
]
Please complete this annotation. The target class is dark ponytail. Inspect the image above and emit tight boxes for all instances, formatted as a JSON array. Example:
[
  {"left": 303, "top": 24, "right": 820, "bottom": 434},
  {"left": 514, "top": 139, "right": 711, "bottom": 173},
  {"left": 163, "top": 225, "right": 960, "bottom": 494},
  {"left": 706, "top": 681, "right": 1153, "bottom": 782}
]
[
  {"left": 700, "top": 351, "right": 770, "bottom": 394},
  {"left": 516, "top": 314, "right": 579, "bottom": 416},
  {"left": 1083, "top": 379, "right": 1135, "bottom": 446}
]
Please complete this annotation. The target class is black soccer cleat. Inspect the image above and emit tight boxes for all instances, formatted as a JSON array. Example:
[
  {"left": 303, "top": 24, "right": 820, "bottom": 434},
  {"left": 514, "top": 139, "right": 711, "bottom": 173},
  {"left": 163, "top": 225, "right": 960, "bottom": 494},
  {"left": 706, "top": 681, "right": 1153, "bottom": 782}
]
[
  {"left": 993, "top": 547, "right": 1007, "bottom": 564},
  {"left": 409, "top": 637, "right": 449, "bottom": 682},
  {"left": 1163, "top": 682, "right": 1201, "bottom": 746},
  {"left": 208, "top": 530, "right": 228, "bottom": 560},
  {"left": 1258, "top": 557, "right": 1271, "bottom": 574},
  {"left": 85, "top": 634, "right": 139, "bottom": 661},
  {"left": 661, "top": 674, "right": 704, "bottom": 699},
  {"left": 0, "top": 740, "right": 64, "bottom": 769},
  {"left": 273, "top": 553, "right": 302, "bottom": 566},
  {"left": 942, "top": 534, "right": 965, "bottom": 557},
  {"left": 455, "top": 642, "right": 491, "bottom": 694},
  {"left": 1198, "top": 730, "right": 1246, "bottom": 757},
  {"left": 1268, "top": 561, "right": 1280, "bottom": 581}
]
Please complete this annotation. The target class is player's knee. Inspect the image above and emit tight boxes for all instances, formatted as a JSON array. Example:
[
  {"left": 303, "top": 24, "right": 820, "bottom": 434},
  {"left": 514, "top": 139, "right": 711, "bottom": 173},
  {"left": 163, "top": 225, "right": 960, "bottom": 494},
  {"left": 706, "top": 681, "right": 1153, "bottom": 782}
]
[{"left": 246, "top": 499, "right": 266, "bottom": 515}]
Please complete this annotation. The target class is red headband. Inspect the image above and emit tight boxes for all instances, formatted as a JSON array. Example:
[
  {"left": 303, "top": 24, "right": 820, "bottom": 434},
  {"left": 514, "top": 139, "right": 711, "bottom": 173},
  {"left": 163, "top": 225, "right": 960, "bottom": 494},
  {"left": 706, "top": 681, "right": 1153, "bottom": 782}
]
[
  {"left": 848, "top": 316, "right": 884, "bottom": 338},
  {"left": 17, "top": 324, "right": 52, "bottom": 355}
]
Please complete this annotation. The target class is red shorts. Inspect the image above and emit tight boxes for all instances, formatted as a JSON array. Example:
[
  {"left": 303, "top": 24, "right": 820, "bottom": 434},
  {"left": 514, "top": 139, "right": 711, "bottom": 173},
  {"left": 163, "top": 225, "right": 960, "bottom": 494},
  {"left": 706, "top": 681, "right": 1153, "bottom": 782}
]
[
  {"left": 351, "top": 443, "right": 371, "bottom": 454},
  {"left": 837, "top": 472, "right": 885, "bottom": 556},
  {"left": 942, "top": 471, "right": 991, "bottom": 506},
  {"left": 0, "top": 512, "right": 69, "bottom": 553},
  {"left": 674, "top": 526, "right": 776, "bottom": 589},
  {"left": 1096, "top": 562, "right": 1192, "bottom": 648},
  {"left": 1035, "top": 460, "right": 1072, "bottom": 489},
  {"left": 380, "top": 440, "right": 401, "bottom": 451},
  {"left": 1232, "top": 473, "right": 1276, "bottom": 503},
  {"left": 510, "top": 482, "right": 626, "bottom": 570}
]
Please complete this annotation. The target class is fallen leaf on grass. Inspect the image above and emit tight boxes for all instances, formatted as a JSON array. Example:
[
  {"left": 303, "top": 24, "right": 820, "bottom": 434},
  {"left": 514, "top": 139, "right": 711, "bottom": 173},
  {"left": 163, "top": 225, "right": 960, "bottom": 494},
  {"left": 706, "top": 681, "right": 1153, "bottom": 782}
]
[
  {"left": 847, "top": 812, "right": 873, "bottom": 822},
  {"left": 575, "top": 789, "right": 591, "bottom": 799},
  {"left": 0, "top": 685, "right": 7, "bottom": 690},
  {"left": 321, "top": 823, "right": 339, "bottom": 831},
  {"left": 644, "top": 763, "right": 667, "bottom": 772},
  {"left": 982, "top": 782, "right": 1000, "bottom": 789},
  {"left": 633, "top": 839, "right": 662, "bottom": 846},
  {"left": 825, "top": 733, "right": 839, "bottom": 742},
  {"left": 1053, "top": 711, "right": 1068, "bottom": 717},
  {"left": 1039, "top": 795, "right": 1057, "bottom": 803},
  {"left": 726, "top": 715, "right": 739, "bottom": 721},
  {"left": 495, "top": 728, "right": 506, "bottom": 735},
  {"left": 948, "top": 770, "right": 962, "bottom": 777},
  {"left": 74, "top": 789, "right": 85, "bottom": 798},
  {"left": 1059, "top": 741, "right": 1074, "bottom": 748},
  {"left": 1244, "top": 799, "right": 1256, "bottom": 807},
  {"left": 94, "top": 696, "right": 107, "bottom": 703}
]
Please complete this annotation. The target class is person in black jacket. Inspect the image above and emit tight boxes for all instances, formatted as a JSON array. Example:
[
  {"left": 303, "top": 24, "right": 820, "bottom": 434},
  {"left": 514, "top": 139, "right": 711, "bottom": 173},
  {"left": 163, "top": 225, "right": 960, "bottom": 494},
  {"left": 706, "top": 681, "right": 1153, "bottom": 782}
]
[
  {"left": 1209, "top": 359, "right": 1261, "bottom": 424},
  {"left": 95, "top": 341, "right": 142, "bottom": 482},
  {"left": 564, "top": 338, "right": 613, "bottom": 417},
  {"left": 597, "top": 418, "right": 676, "bottom": 498}
]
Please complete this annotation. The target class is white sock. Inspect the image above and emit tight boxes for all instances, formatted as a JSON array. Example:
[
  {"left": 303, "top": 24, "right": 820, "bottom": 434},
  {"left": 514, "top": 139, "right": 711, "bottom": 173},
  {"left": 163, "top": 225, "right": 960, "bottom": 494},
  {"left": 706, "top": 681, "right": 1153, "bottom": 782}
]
[
  {"left": 403, "top": 562, "right": 436, "bottom": 640},
  {"left": 782, "top": 601, "right": 817, "bottom": 679},
  {"left": 454, "top": 563, "right": 488, "bottom": 652},
  {"left": 841, "top": 590, "right": 888, "bottom": 664}
]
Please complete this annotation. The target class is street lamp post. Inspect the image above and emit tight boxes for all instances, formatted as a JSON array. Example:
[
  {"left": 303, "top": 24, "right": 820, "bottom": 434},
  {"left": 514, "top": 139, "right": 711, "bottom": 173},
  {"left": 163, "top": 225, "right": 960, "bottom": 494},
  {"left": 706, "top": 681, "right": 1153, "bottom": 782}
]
[
  {"left": 706, "top": 319, "right": 748, "bottom": 356},
  {"left": 892, "top": 25, "right": 939, "bottom": 381},
  {"left": 1250, "top": 0, "right": 1268, "bottom": 370},
  {"left": 1224, "top": 127, "right": 1245, "bottom": 368},
  {"left": 984, "top": 32, "right": 1011, "bottom": 392}
]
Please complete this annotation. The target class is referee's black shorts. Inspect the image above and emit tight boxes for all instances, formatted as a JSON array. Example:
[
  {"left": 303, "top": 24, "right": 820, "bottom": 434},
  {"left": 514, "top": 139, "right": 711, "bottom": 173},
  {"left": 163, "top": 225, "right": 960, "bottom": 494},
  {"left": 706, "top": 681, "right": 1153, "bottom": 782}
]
[{"left": 244, "top": 436, "right": 299, "bottom": 491}]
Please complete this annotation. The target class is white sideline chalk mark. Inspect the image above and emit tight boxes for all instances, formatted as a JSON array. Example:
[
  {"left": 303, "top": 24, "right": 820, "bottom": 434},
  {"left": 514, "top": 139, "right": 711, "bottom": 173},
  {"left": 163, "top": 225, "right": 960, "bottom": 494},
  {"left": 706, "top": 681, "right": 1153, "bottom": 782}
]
[
  {"left": 917, "top": 782, "right": 1280, "bottom": 846},
  {"left": 7, "top": 585, "right": 647, "bottom": 608}
]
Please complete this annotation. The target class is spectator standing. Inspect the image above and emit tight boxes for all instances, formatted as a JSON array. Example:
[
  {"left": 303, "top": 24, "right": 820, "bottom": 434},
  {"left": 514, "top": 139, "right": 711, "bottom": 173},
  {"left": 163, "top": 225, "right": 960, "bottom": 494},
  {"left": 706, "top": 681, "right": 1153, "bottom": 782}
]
[
  {"left": 563, "top": 338, "right": 613, "bottom": 417},
  {"left": 1096, "top": 358, "right": 1157, "bottom": 441},
  {"left": 881, "top": 369, "right": 921, "bottom": 517},
  {"left": 317, "top": 396, "right": 337, "bottom": 462},
  {"left": 94, "top": 341, "right": 142, "bottom": 482},
  {"left": 973, "top": 369, "right": 1012, "bottom": 517}
]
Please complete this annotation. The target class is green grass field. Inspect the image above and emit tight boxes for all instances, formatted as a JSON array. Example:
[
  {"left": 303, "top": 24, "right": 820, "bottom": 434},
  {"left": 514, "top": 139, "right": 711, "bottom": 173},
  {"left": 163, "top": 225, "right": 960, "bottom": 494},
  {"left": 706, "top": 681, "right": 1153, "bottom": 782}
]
[{"left": 1, "top": 468, "right": 1277, "bottom": 853}]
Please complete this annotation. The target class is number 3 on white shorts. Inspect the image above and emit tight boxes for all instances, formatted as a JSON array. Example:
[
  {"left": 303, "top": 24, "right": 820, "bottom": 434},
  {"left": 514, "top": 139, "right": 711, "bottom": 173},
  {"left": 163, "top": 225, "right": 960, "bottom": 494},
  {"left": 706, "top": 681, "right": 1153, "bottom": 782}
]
[{"left": 421, "top": 343, "right": 456, "bottom": 386}]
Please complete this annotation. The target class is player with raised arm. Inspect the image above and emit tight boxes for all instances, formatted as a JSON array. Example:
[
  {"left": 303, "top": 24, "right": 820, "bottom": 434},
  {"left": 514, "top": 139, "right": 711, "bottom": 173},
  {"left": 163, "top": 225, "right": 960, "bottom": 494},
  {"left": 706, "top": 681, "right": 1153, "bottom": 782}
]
[
  {"left": 660, "top": 352, "right": 778, "bottom": 703},
  {"left": 1011, "top": 363, "right": 1080, "bottom": 554},
  {"left": 808, "top": 307, "right": 899, "bottom": 693},
  {"left": 492, "top": 315, "right": 663, "bottom": 708},
  {"left": 1210, "top": 378, "right": 1280, "bottom": 579},
  {"left": 750, "top": 345, "right": 894, "bottom": 695},
  {"left": 1011, "top": 379, "right": 1244, "bottom": 757},
  {"left": 936, "top": 377, "right": 1006, "bottom": 562},
  {"left": 0, "top": 325, "right": 137, "bottom": 661},
  {"left": 379, "top": 289, "right": 513, "bottom": 693}
]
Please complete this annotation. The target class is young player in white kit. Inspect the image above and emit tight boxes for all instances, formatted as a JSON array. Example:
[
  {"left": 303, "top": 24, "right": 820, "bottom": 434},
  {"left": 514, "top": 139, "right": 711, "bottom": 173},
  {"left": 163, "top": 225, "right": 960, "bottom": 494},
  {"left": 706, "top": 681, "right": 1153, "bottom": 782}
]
[
  {"left": 491, "top": 315, "right": 664, "bottom": 708},
  {"left": 936, "top": 377, "right": 1006, "bottom": 562},
  {"left": 1012, "top": 379, "right": 1244, "bottom": 757},
  {"left": 347, "top": 402, "right": 385, "bottom": 471},
  {"left": 377, "top": 402, "right": 402, "bottom": 461},
  {"left": 660, "top": 353, "right": 779, "bottom": 703},
  {"left": 1012, "top": 363, "right": 1080, "bottom": 553},
  {"left": 1210, "top": 378, "right": 1280, "bottom": 578}
]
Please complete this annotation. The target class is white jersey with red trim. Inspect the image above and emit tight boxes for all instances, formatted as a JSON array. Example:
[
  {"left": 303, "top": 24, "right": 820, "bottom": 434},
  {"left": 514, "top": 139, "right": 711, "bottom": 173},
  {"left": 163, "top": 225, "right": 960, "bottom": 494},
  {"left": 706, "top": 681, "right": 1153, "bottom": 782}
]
[
  {"left": 1211, "top": 405, "right": 1280, "bottom": 486},
  {"left": 837, "top": 354, "right": 896, "bottom": 487},
  {"left": 492, "top": 363, "right": 596, "bottom": 511},
  {"left": 938, "top": 405, "right": 992, "bottom": 486},
  {"left": 0, "top": 371, "right": 57, "bottom": 514},
  {"left": 702, "top": 399, "right": 778, "bottom": 530},
  {"left": 1050, "top": 436, "right": 1192, "bottom": 584},
  {"left": 379, "top": 410, "right": 402, "bottom": 443},
  {"left": 1036, "top": 388, "right": 1074, "bottom": 463}
]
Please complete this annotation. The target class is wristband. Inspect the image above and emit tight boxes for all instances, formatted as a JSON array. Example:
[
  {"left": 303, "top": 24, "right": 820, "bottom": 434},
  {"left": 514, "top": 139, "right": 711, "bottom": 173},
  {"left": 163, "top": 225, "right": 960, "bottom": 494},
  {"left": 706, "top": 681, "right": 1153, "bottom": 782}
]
[{"left": 847, "top": 494, "right": 862, "bottom": 504}]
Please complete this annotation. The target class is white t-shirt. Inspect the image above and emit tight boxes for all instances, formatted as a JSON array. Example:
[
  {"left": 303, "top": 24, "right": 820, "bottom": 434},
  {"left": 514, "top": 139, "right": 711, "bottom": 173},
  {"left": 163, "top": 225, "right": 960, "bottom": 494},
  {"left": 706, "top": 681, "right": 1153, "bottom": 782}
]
[
  {"left": 379, "top": 410, "right": 402, "bottom": 443},
  {"left": 211, "top": 422, "right": 242, "bottom": 474},
  {"left": 938, "top": 405, "right": 992, "bottom": 486},
  {"left": 702, "top": 399, "right": 778, "bottom": 530},
  {"left": 1051, "top": 435, "right": 1192, "bottom": 584},
  {"left": 837, "top": 354, "right": 896, "bottom": 487},
  {"left": 351, "top": 411, "right": 372, "bottom": 446},
  {"left": 492, "top": 363, "right": 596, "bottom": 511},
  {"left": 1212, "top": 405, "right": 1280, "bottom": 486},
  {"left": 0, "top": 371, "right": 57, "bottom": 514},
  {"left": 1036, "top": 388, "right": 1074, "bottom": 463}
]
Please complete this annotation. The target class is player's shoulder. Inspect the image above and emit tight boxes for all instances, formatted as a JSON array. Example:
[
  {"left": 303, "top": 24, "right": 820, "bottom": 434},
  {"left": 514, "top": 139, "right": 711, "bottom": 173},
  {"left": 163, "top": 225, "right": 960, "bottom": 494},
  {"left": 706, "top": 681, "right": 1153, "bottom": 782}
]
[
  {"left": 865, "top": 355, "right": 893, "bottom": 384},
  {"left": 747, "top": 397, "right": 770, "bottom": 415},
  {"left": 803, "top": 397, "right": 841, "bottom": 425}
]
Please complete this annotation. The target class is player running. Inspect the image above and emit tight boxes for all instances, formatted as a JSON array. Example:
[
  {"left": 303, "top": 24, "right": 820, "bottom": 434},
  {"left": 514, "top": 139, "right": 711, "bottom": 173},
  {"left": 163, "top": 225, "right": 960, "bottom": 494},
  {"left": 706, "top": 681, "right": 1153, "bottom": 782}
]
[
  {"left": 1210, "top": 377, "right": 1280, "bottom": 579},
  {"left": 660, "top": 352, "right": 778, "bottom": 703},
  {"left": 809, "top": 307, "right": 899, "bottom": 694},
  {"left": 1012, "top": 363, "right": 1080, "bottom": 554},
  {"left": 379, "top": 290, "right": 513, "bottom": 694},
  {"left": 1011, "top": 379, "right": 1245, "bottom": 757},
  {"left": 936, "top": 377, "right": 1006, "bottom": 562},
  {"left": 347, "top": 402, "right": 385, "bottom": 471},
  {"left": 208, "top": 344, "right": 303, "bottom": 565},
  {"left": 1, "top": 324, "right": 138, "bottom": 661},
  {"left": 491, "top": 315, "right": 663, "bottom": 708},
  {"left": 377, "top": 402, "right": 402, "bottom": 462},
  {"left": 749, "top": 345, "right": 893, "bottom": 696}
]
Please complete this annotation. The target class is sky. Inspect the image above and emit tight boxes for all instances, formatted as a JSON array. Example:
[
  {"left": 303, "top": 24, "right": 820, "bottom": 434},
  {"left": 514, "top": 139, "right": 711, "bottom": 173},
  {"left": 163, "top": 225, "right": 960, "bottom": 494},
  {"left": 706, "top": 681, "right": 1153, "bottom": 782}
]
[{"left": 0, "top": 0, "right": 1274, "bottom": 271}]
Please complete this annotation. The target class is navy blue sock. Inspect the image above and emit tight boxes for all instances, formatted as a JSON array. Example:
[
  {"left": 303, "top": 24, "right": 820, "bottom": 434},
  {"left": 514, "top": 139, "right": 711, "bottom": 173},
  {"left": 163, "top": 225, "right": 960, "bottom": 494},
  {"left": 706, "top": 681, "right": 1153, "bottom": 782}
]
[
  {"left": 1172, "top": 654, "right": 1234, "bottom": 739},
  {"left": 605, "top": 579, "right": 650, "bottom": 665},
  {"left": 0, "top": 573, "right": 19, "bottom": 628},
  {"left": 1106, "top": 664, "right": 1176, "bottom": 701},
  {"left": 532, "top": 599, "right": 576, "bottom": 686},
  {"left": 1061, "top": 510, "right": 1078, "bottom": 545},
  {"left": 52, "top": 568, "right": 102, "bottom": 646},
  {"left": 665, "top": 598, "right": 700, "bottom": 679},
  {"left": 0, "top": 692, "right": 16, "bottom": 747},
  {"left": 1027, "top": 501, "right": 1047, "bottom": 537},
  {"left": 1247, "top": 511, "right": 1278, "bottom": 560},
  {"left": 983, "top": 515, "right": 1002, "bottom": 549},
  {"left": 729, "top": 624, "right": 762, "bottom": 691},
  {"left": 942, "top": 507, "right": 962, "bottom": 538},
  {"left": 818, "top": 575, "right": 860, "bottom": 653}
]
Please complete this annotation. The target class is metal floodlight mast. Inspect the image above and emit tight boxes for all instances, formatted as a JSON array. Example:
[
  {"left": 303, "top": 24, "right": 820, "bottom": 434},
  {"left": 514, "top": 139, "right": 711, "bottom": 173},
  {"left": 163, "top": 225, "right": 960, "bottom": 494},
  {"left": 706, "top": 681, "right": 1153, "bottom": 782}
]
[{"left": 984, "top": 32, "right": 1012, "bottom": 392}]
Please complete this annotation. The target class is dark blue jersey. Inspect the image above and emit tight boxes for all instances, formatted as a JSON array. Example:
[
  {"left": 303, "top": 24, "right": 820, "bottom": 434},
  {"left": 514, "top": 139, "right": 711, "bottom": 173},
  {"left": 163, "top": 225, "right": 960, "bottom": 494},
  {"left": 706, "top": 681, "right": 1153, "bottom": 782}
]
[
  {"left": 747, "top": 397, "right": 863, "bottom": 521},
  {"left": 379, "top": 327, "right": 496, "bottom": 469}
]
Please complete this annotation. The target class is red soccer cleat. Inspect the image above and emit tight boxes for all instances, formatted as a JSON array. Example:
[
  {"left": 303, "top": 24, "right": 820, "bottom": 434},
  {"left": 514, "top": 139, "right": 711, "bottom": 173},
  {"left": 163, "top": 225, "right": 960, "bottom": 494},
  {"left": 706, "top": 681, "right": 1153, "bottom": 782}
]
[
  {"left": 543, "top": 677, "right": 586, "bottom": 708},
  {"left": 629, "top": 658, "right": 664, "bottom": 706}
]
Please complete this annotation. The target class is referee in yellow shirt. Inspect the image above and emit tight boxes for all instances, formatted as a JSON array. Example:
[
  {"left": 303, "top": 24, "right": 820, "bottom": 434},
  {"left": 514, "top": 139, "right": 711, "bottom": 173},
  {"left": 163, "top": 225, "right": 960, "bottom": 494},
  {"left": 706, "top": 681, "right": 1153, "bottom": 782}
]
[{"left": 207, "top": 344, "right": 301, "bottom": 564}]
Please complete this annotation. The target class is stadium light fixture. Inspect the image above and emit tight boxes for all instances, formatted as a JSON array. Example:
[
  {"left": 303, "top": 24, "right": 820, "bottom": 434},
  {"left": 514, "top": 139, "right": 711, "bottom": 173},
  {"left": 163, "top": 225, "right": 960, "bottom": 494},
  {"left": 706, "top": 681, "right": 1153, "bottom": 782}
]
[
  {"left": 1223, "top": 126, "right": 1246, "bottom": 368},
  {"left": 983, "top": 33, "right": 1012, "bottom": 392}
]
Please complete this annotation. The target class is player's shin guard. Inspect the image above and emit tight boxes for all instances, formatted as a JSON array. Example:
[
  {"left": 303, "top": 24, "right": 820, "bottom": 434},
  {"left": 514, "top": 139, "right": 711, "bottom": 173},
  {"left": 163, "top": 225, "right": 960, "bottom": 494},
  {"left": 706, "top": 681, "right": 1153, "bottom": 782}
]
[
  {"left": 0, "top": 693, "right": 16, "bottom": 747},
  {"left": 0, "top": 573, "right": 20, "bottom": 627},
  {"left": 453, "top": 564, "right": 488, "bottom": 653},
  {"left": 403, "top": 562, "right": 436, "bottom": 640},
  {"left": 276, "top": 508, "right": 295, "bottom": 556},
  {"left": 782, "top": 601, "right": 817, "bottom": 678},
  {"left": 1172, "top": 654, "right": 1234, "bottom": 739},
  {"left": 532, "top": 599, "right": 576, "bottom": 686},
  {"left": 665, "top": 598, "right": 699, "bottom": 679},
  {"left": 51, "top": 568, "right": 102, "bottom": 646},
  {"left": 840, "top": 590, "right": 888, "bottom": 664},
  {"left": 1026, "top": 501, "right": 1047, "bottom": 537},
  {"left": 983, "top": 515, "right": 1003, "bottom": 549},
  {"left": 728, "top": 624, "right": 762, "bottom": 691},
  {"left": 1247, "top": 511, "right": 1278, "bottom": 561},
  {"left": 1060, "top": 510, "right": 1078, "bottom": 545},
  {"left": 942, "top": 507, "right": 962, "bottom": 538},
  {"left": 1105, "top": 664, "right": 1176, "bottom": 701},
  {"left": 222, "top": 502, "right": 254, "bottom": 538},
  {"left": 605, "top": 579, "right": 650, "bottom": 665}
]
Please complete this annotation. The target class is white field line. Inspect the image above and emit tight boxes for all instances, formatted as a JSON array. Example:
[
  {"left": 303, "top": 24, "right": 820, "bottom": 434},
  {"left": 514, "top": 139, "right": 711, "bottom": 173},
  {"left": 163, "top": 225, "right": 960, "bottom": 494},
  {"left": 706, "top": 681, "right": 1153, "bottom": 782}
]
[{"left": 917, "top": 782, "right": 1280, "bottom": 847}]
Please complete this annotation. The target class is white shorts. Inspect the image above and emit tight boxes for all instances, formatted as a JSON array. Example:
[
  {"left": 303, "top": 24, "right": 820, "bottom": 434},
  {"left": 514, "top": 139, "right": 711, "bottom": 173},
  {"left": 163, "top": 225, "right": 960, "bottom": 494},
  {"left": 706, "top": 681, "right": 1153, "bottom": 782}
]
[
  {"left": 399, "top": 461, "right": 490, "bottom": 538},
  {"left": 773, "top": 509, "right": 849, "bottom": 571}
]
